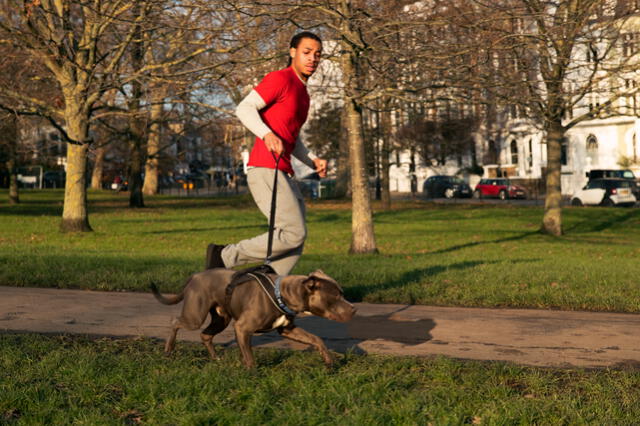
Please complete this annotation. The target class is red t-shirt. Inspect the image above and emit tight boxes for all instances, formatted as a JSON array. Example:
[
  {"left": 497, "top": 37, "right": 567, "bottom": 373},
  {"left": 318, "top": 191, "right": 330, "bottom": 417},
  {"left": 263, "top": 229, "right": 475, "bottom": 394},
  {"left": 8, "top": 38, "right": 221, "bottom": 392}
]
[{"left": 247, "top": 66, "right": 310, "bottom": 175}]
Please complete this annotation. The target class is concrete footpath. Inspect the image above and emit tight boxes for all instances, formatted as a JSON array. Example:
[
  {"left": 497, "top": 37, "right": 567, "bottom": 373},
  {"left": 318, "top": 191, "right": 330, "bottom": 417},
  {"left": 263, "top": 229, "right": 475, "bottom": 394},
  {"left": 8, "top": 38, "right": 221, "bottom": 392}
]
[{"left": 1, "top": 286, "right": 639, "bottom": 369}]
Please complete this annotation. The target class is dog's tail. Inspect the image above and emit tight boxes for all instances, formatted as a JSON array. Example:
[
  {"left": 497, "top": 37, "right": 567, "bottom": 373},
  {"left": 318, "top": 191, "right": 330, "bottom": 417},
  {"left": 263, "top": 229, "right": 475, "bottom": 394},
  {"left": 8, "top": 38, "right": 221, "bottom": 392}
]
[{"left": 150, "top": 282, "right": 185, "bottom": 305}]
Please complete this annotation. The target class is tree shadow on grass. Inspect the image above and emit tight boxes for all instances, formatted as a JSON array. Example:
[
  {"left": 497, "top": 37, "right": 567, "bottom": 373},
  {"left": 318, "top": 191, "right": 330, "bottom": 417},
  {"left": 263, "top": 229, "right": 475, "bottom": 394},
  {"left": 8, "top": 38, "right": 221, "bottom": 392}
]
[
  {"left": 139, "top": 225, "right": 262, "bottom": 235},
  {"left": 344, "top": 257, "right": 540, "bottom": 303},
  {"left": 426, "top": 231, "right": 540, "bottom": 256},
  {"left": 564, "top": 208, "right": 640, "bottom": 234},
  {"left": 345, "top": 260, "right": 482, "bottom": 302},
  {"left": 0, "top": 253, "right": 198, "bottom": 292},
  {"left": 0, "top": 192, "right": 255, "bottom": 217}
]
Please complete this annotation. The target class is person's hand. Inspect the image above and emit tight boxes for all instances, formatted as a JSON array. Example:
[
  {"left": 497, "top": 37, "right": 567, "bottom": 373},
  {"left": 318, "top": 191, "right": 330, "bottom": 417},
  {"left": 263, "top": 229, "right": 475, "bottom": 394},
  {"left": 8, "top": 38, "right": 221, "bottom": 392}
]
[
  {"left": 263, "top": 132, "right": 284, "bottom": 156},
  {"left": 313, "top": 158, "right": 328, "bottom": 178}
]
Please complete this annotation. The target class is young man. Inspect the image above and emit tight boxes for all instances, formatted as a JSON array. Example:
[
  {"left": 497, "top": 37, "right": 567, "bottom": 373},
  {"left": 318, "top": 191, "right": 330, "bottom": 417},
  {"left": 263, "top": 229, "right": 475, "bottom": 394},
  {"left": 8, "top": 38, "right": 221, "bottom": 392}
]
[{"left": 206, "top": 32, "right": 327, "bottom": 276}]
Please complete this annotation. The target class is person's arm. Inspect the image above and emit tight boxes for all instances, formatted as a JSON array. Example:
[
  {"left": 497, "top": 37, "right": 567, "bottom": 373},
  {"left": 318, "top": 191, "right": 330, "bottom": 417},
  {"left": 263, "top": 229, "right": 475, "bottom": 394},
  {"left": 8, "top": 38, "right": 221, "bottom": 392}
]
[
  {"left": 236, "top": 90, "right": 284, "bottom": 155},
  {"left": 235, "top": 90, "right": 270, "bottom": 140},
  {"left": 291, "top": 136, "right": 318, "bottom": 169},
  {"left": 235, "top": 90, "right": 284, "bottom": 155},
  {"left": 293, "top": 137, "right": 327, "bottom": 177}
]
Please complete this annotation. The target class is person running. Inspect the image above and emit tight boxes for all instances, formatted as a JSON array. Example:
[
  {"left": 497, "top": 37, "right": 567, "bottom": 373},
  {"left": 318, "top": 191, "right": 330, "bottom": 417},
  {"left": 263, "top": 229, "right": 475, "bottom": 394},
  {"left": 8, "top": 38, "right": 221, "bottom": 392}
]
[{"left": 205, "top": 31, "right": 327, "bottom": 276}]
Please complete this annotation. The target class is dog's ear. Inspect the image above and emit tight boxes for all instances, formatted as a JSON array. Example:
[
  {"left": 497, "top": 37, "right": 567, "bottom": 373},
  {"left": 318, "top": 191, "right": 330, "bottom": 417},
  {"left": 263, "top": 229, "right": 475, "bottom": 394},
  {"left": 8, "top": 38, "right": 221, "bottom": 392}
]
[
  {"left": 308, "top": 269, "right": 337, "bottom": 284},
  {"left": 303, "top": 276, "right": 319, "bottom": 292},
  {"left": 307, "top": 269, "right": 343, "bottom": 292}
]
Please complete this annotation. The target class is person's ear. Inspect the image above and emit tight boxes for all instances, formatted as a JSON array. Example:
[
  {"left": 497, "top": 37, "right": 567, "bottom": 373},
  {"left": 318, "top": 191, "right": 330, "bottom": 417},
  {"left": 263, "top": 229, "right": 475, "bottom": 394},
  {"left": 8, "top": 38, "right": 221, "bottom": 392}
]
[{"left": 289, "top": 47, "right": 296, "bottom": 60}]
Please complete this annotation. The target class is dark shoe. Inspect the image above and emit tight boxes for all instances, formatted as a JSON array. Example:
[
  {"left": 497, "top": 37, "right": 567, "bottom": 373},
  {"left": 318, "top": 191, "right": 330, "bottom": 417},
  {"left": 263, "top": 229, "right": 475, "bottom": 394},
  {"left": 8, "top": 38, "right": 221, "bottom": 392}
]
[{"left": 205, "top": 244, "right": 226, "bottom": 269}]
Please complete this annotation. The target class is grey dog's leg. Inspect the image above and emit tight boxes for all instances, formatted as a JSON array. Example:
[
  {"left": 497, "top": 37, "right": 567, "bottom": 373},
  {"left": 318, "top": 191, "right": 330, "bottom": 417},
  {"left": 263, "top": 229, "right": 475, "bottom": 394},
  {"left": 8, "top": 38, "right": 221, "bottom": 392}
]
[
  {"left": 234, "top": 324, "right": 255, "bottom": 369},
  {"left": 165, "top": 317, "right": 182, "bottom": 354},
  {"left": 200, "top": 309, "right": 230, "bottom": 360},
  {"left": 279, "top": 325, "right": 333, "bottom": 366}
]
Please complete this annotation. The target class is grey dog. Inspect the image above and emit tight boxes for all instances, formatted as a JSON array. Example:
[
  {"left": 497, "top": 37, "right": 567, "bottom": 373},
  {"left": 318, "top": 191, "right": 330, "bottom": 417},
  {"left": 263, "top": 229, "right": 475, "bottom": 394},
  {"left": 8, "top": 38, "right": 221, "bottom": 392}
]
[{"left": 151, "top": 268, "right": 356, "bottom": 368}]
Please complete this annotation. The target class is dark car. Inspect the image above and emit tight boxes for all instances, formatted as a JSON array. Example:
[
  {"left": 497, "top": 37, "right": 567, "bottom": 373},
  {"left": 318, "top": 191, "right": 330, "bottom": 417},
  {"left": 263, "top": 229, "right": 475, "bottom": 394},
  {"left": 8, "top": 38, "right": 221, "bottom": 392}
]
[
  {"left": 423, "top": 175, "right": 472, "bottom": 199},
  {"left": 43, "top": 171, "right": 65, "bottom": 188},
  {"left": 473, "top": 178, "right": 527, "bottom": 200},
  {"left": 571, "top": 178, "right": 636, "bottom": 207},
  {"left": 586, "top": 169, "right": 639, "bottom": 199}
]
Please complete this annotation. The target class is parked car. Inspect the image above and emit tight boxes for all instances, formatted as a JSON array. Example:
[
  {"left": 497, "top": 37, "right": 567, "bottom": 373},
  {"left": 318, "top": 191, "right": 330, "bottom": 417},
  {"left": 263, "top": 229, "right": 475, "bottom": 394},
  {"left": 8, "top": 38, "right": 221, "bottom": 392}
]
[
  {"left": 473, "top": 178, "right": 527, "bottom": 200},
  {"left": 571, "top": 178, "right": 636, "bottom": 207},
  {"left": 586, "top": 169, "right": 639, "bottom": 199},
  {"left": 422, "top": 175, "right": 472, "bottom": 199},
  {"left": 586, "top": 169, "right": 636, "bottom": 180}
]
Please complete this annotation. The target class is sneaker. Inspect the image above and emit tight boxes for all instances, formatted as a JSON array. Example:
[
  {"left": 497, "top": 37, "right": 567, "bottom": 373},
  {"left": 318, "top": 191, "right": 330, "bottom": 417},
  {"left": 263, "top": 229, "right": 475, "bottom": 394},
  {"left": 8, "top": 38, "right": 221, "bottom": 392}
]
[{"left": 205, "top": 244, "right": 226, "bottom": 270}]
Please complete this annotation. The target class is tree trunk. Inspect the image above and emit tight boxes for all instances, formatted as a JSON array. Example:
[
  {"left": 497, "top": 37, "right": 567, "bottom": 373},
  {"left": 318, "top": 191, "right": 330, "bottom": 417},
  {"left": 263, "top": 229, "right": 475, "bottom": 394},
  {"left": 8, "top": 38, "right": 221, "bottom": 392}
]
[
  {"left": 143, "top": 86, "right": 164, "bottom": 195},
  {"left": 541, "top": 120, "right": 564, "bottom": 236},
  {"left": 129, "top": 132, "right": 145, "bottom": 208},
  {"left": 61, "top": 142, "right": 92, "bottom": 232},
  {"left": 90, "top": 146, "right": 105, "bottom": 190},
  {"left": 128, "top": 10, "right": 145, "bottom": 208},
  {"left": 340, "top": 37, "right": 377, "bottom": 253},
  {"left": 345, "top": 97, "right": 377, "bottom": 253},
  {"left": 380, "top": 107, "right": 391, "bottom": 209},
  {"left": 4, "top": 114, "right": 19, "bottom": 204},
  {"left": 333, "top": 105, "right": 350, "bottom": 198},
  {"left": 60, "top": 100, "right": 92, "bottom": 232},
  {"left": 8, "top": 157, "right": 19, "bottom": 204}
]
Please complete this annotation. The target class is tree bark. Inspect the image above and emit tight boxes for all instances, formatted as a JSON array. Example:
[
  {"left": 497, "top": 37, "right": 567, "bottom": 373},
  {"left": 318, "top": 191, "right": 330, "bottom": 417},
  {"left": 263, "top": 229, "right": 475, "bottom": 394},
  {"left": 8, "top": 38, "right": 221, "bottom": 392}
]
[
  {"left": 61, "top": 139, "right": 92, "bottom": 232},
  {"left": 90, "top": 146, "right": 105, "bottom": 190},
  {"left": 541, "top": 120, "right": 564, "bottom": 236},
  {"left": 60, "top": 94, "right": 92, "bottom": 232},
  {"left": 7, "top": 156, "right": 19, "bottom": 205},
  {"left": 128, "top": 9, "right": 145, "bottom": 208},
  {"left": 143, "top": 85, "right": 165, "bottom": 195},
  {"left": 3, "top": 114, "right": 19, "bottom": 204},
  {"left": 341, "top": 38, "right": 377, "bottom": 253},
  {"left": 380, "top": 107, "right": 392, "bottom": 209},
  {"left": 333, "top": 105, "right": 351, "bottom": 198}
]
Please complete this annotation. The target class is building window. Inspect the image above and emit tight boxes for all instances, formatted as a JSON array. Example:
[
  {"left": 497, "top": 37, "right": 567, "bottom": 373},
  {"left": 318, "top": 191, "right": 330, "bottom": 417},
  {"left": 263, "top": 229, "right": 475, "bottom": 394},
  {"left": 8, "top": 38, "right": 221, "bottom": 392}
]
[
  {"left": 510, "top": 140, "right": 518, "bottom": 165},
  {"left": 624, "top": 79, "right": 638, "bottom": 114},
  {"left": 487, "top": 140, "right": 498, "bottom": 164},
  {"left": 561, "top": 138, "right": 569, "bottom": 166},
  {"left": 587, "top": 134, "right": 598, "bottom": 165},
  {"left": 634, "top": 133, "right": 638, "bottom": 163},
  {"left": 527, "top": 139, "right": 533, "bottom": 168}
]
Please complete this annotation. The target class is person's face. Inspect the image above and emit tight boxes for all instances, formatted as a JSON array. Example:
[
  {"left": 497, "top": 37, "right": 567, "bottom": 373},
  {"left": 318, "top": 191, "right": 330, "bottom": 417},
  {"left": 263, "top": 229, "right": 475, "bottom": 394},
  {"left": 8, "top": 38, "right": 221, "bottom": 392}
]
[{"left": 290, "top": 37, "right": 322, "bottom": 81}]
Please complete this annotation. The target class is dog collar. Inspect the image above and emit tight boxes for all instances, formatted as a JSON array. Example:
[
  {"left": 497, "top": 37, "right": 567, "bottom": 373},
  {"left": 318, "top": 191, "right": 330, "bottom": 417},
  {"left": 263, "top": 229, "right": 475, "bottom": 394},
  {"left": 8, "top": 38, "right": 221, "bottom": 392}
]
[{"left": 274, "top": 276, "right": 297, "bottom": 317}]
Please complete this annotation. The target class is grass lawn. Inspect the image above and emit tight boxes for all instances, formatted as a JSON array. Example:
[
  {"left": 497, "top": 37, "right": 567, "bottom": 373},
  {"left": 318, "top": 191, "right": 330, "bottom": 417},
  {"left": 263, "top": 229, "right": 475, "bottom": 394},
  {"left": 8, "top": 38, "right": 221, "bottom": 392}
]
[
  {"left": 1, "top": 189, "right": 639, "bottom": 312},
  {"left": 2, "top": 333, "right": 640, "bottom": 424}
]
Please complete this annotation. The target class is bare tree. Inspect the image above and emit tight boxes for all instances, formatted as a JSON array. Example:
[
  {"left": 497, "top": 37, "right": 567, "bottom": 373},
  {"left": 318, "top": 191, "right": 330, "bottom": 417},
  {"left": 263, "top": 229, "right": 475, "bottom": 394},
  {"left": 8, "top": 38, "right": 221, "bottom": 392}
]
[
  {"left": 462, "top": 0, "right": 639, "bottom": 235},
  {"left": 0, "top": 0, "right": 159, "bottom": 230}
]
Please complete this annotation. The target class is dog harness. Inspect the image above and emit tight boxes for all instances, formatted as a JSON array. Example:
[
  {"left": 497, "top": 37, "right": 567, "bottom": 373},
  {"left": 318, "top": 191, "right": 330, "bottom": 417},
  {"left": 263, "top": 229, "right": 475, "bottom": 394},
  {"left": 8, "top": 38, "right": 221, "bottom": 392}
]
[{"left": 224, "top": 265, "right": 297, "bottom": 319}]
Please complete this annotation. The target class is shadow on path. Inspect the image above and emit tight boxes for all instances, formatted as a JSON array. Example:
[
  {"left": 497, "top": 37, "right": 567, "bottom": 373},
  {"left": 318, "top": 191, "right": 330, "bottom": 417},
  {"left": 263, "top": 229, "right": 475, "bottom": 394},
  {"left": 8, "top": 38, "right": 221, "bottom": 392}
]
[{"left": 245, "top": 306, "right": 436, "bottom": 355}]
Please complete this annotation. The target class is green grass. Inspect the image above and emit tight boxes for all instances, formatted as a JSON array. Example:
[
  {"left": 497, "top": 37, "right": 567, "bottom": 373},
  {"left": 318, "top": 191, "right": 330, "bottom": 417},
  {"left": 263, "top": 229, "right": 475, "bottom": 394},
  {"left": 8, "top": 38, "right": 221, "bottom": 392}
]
[
  {"left": 1, "top": 189, "right": 640, "bottom": 312},
  {"left": 2, "top": 333, "right": 639, "bottom": 424}
]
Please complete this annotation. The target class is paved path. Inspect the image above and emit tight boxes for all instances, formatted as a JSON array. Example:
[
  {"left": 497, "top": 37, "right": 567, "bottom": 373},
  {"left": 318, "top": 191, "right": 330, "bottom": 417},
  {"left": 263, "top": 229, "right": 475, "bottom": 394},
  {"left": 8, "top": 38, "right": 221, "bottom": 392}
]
[{"left": 1, "top": 286, "right": 639, "bottom": 369}]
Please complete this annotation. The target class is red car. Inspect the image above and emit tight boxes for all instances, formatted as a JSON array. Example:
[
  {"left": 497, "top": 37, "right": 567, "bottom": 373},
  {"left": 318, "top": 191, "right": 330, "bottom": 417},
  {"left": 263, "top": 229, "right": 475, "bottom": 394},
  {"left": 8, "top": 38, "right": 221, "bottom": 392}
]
[{"left": 473, "top": 178, "right": 527, "bottom": 200}]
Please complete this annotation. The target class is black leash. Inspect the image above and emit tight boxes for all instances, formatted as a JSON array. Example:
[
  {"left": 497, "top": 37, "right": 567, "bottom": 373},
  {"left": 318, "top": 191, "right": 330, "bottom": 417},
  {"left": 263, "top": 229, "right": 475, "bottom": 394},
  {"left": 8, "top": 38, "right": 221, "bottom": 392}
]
[
  {"left": 223, "top": 152, "right": 297, "bottom": 318},
  {"left": 266, "top": 153, "right": 282, "bottom": 264}
]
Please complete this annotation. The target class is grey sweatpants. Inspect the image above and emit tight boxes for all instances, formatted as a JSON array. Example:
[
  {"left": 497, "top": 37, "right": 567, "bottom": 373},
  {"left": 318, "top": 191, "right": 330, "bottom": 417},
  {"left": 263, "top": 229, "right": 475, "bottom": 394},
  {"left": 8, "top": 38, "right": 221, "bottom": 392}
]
[{"left": 221, "top": 167, "right": 306, "bottom": 275}]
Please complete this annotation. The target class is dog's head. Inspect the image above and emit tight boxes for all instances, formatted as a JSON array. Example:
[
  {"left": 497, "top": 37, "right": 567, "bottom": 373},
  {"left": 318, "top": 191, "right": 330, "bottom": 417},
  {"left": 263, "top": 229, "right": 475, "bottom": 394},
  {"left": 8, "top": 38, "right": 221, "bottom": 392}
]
[{"left": 302, "top": 269, "right": 356, "bottom": 322}]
